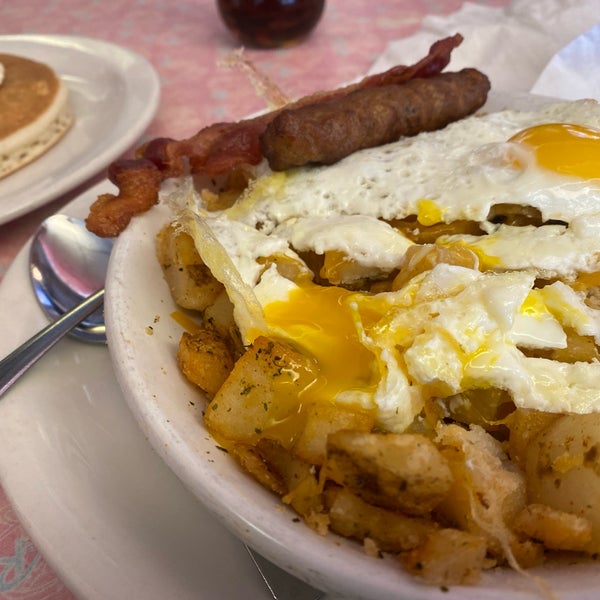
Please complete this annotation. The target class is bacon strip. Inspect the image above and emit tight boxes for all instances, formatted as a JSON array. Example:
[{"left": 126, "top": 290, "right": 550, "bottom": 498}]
[{"left": 86, "top": 34, "right": 464, "bottom": 237}]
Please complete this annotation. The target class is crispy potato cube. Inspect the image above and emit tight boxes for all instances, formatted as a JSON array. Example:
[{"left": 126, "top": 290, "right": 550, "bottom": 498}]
[
  {"left": 256, "top": 438, "right": 315, "bottom": 493},
  {"left": 326, "top": 430, "right": 452, "bottom": 515},
  {"left": 229, "top": 443, "right": 287, "bottom": 496},
  {"left": 435, "top": 424, "right": 527, "bottom": 559},
  {"left": 156, "top": 223, "right": 223, "bottom": 311},
  {"left": 327, "top": 488, "right": 436, "bottom": 552},
  {"left": 401, "top": 528, "right": 487, "bottom": 586},
  {"left": 514, "top": 504, "right": 592, "bottom": 551},
  {"left": 292, "top": 403, "right": 375, "bottom": 466},
  {"left": 177, "top": 324, "right": 235, "bottom": 397},
  {"left": 508, "top": 538, "right": 545, "bottom": 569},
  {"left": 256, "top": 439, "right": 323, "bottom": 521},
  {"left": 525, "top": 413, "right": 600, "bottom": 553},
  {"left": 507, "top": 408, "right": 560, "bottom": 468},
  {"left": 203, "top": 289, "right": 236, "bottom": 337},
  {"left": 204, "top": 336, "right": 318, "bottom": 445}
]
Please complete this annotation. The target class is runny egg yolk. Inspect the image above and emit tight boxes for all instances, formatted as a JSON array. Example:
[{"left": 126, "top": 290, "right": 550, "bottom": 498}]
[
  {"left": 262, "top": 283, "right": 381, "bottom": 403},
  {"left": 509, "top": 122, "right": 600, "bottom": 179},
  {"left": 417, "top": 199, "right": 444, "bottom": 226},
  {"left": 520, "top": 289, "right": 551, "bottom": 319}
]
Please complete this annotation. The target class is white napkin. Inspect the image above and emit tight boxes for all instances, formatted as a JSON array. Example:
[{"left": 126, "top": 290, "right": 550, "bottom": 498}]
[
  {"left": 531, "top": 21, "right": 600, "bottom": 100},
  {"left": 369, "top": 0, "right": 600, "bottom": 98}
]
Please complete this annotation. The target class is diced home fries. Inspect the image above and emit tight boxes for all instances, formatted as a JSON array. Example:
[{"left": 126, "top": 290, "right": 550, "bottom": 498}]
[
  {"left": 155, "top": 99, "right": 600, "bottom": 592},
  {"left": 156, "top": 222, "right": 600, "bottom": 590}
]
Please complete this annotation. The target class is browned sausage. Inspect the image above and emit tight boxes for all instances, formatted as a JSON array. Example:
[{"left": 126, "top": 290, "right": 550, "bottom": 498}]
[
  {"left": 85, "top": 35, "right": 468, "bottom": 238},
  {"left": 260, "top": 68, "right": 490, "bottom": 171}
]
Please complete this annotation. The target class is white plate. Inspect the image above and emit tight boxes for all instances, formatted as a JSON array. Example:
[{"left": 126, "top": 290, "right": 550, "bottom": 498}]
[
  {"left": 0, "top": 183, "right": 281, "bottom": 600},
  {"left": 106, "top": 92, "right": 600, "bottom": 600},
  {"left": 0, "top": 34, "right": 160, "bottom": 225}
]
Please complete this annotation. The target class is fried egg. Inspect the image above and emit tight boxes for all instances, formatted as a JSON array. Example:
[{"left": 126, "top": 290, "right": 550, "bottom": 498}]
[{"left": 177, "top": 98, "right": 600, "bottom": 432}]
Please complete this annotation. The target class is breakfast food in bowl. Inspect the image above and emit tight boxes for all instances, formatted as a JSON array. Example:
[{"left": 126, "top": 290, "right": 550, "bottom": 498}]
[
  {"left": 97, "top": 36, "right": 600, "bottom": 596},
  {"left": 86, "top": 34, "right": 487, "bottom": 238},
  {"left": 157, "top": 96, "right": 600, "bottom": 590},
  {"left": 0, "top": 53, "right": 73, "bottom": 179}
]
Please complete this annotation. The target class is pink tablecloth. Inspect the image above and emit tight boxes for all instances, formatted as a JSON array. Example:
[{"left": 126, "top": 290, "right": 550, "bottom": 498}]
[{"left": 0, "top": 1, "right": 508, "bottom": 598}]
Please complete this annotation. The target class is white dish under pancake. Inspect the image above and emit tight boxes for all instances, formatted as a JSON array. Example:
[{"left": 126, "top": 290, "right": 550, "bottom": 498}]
[{"left": 0, "top": 34, "right": 159, "bottom": 225}]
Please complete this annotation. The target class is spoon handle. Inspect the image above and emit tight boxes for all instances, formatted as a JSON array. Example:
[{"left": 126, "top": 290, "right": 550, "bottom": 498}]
[{"left": 0, "top": 289, "right": 105, "bottom": 399}]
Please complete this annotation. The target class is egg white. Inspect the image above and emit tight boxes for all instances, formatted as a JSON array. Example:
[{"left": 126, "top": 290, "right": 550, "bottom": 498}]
[
  {"left": 226, "top": 99, "right": 600, "bottom": 230},
  {"left": 175, "top": 98, "right": 600, "bottom": 431}
]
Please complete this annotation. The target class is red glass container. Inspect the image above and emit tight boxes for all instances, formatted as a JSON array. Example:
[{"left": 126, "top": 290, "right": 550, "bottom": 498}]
[{"left": 217, "top": 0, "right": 325, "bottom": 49}]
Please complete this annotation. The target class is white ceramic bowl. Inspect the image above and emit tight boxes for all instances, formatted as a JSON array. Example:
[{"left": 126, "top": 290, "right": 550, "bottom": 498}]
[{"left": 105, "top": 92, "right": 600, "bottom": 600}]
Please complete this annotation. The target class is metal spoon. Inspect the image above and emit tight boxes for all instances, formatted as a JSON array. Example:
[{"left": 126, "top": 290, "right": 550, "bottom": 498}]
[
  {"left": 29, "top": 213, "right": 112, "bottom": 343},
  {"left": 0, "top": 213, "right": 322, "bottom": 600},
  {"left": 0, "top": 214, "right": 112, "bottom": 397}
]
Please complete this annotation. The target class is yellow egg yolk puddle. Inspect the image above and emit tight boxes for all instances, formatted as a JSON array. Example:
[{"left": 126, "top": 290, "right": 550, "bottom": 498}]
[
  {"left": 417, "top": 198, "right": 444, "bottom": 226},
  {"left": 262, "top": 283, "right": 381, "bottom": 403},
  {"left": 510, "top": 122, "right": 600, "bottom": 179}
]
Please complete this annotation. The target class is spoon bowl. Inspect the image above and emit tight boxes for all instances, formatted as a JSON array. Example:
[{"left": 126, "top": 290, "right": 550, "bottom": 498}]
[
  {"left": 29, "top": 214, "right": 113, "bottom": 343},
  {"left": 0, "top": 214, "right": 113, "bottom": 397}
]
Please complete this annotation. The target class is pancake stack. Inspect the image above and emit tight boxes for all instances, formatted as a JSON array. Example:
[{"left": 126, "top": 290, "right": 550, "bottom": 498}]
[{"left": 0, "top": 53, "right": 73, "bottom": 179}]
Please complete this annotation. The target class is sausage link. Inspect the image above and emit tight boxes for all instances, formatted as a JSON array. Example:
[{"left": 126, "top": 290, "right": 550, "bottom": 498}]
[{"left": 260, "top": 68, "right": 491, "bottom": 171}]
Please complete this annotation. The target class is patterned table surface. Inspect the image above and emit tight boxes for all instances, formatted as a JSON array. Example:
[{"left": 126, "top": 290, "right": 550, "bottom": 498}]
[{"left": 0, "top": 1, "right": 509, "bottom": 598}]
